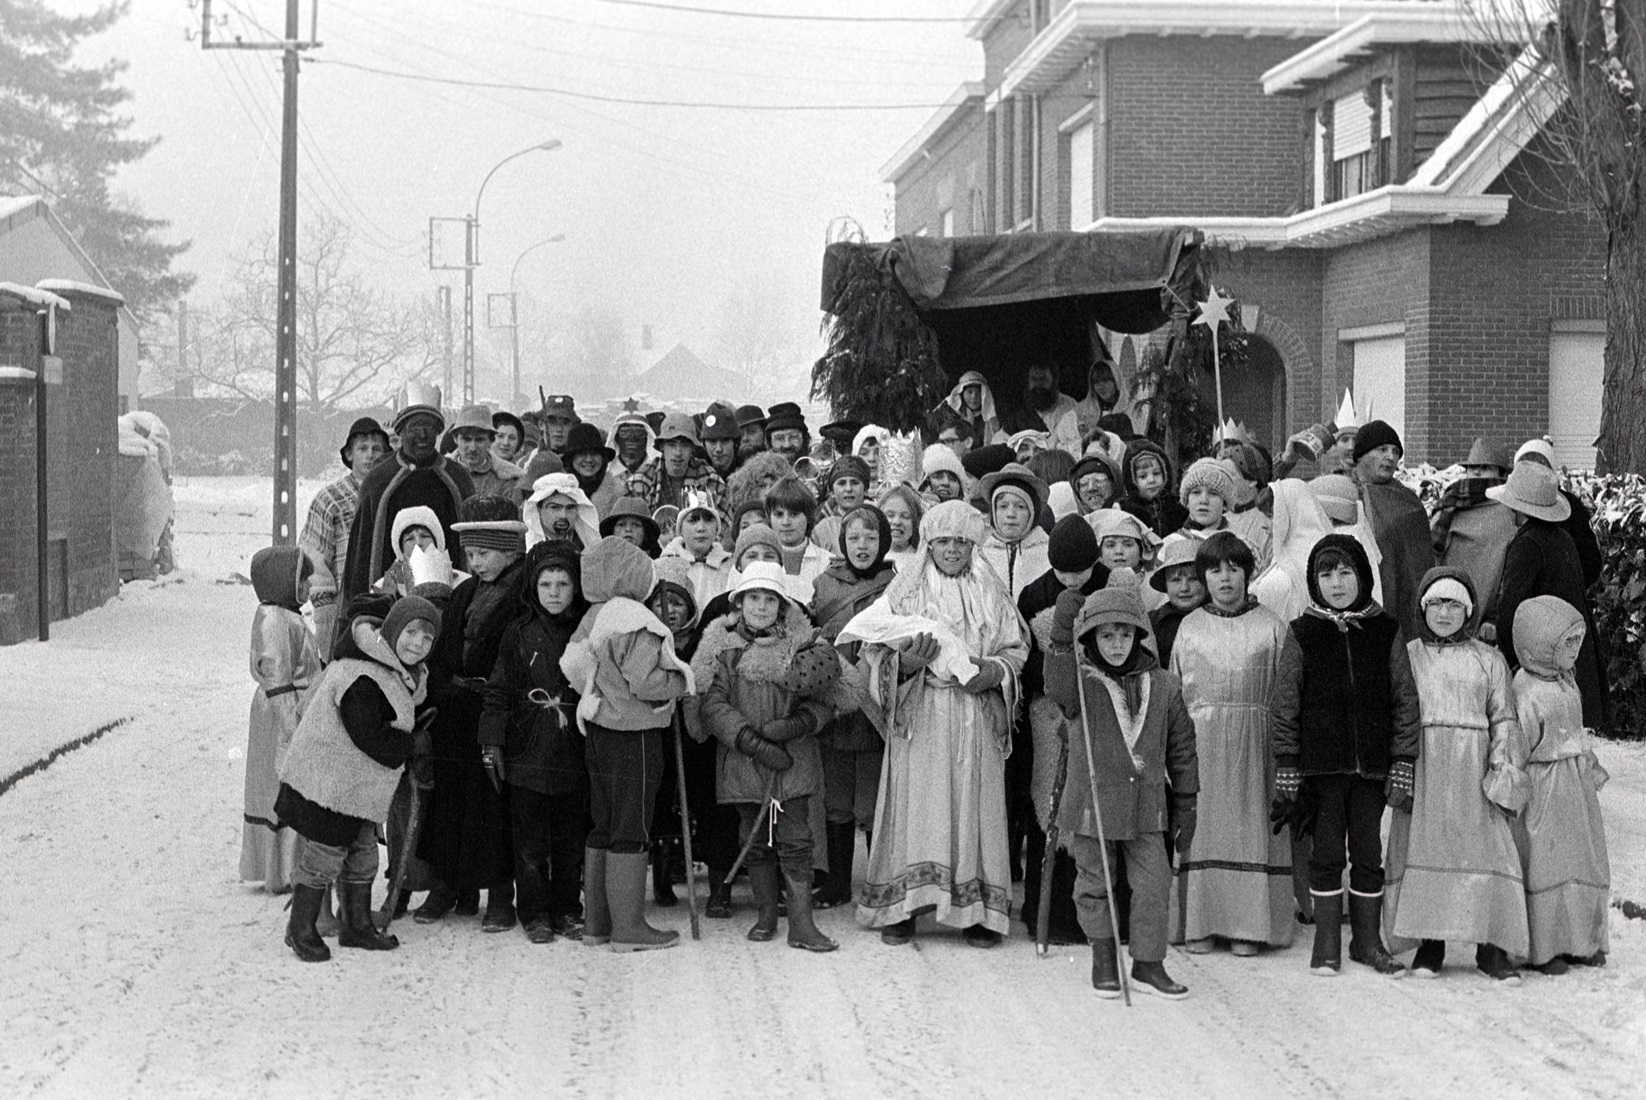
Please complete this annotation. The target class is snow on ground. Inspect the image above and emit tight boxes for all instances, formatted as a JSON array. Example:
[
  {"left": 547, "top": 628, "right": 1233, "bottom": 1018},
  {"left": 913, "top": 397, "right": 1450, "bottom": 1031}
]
[{"left": 3, "top": 476, "right": 1646, "bottom": 1099}]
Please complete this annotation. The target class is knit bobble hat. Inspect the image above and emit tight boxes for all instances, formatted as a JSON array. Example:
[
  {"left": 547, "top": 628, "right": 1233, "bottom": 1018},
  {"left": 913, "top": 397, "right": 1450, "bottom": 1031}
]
[
  {"left": 381, "top": 595, "right": 441, "bottom": 656},
  {"left": 733, "top": 522, "right": 783, "bottom": 565},
  {"left": 828, "top": 454, "right": 872, "bottom": 488},
  {"left": 1352, "top": 419, "right": 1403, "bottom": 463},
  {"left": 1047, "top": 513, "right": 1100, "bottom": 571},
  {"left": 1178, "top": 457, "right": 1238, "bottom": 506},
  {"left": 921, "top": 442, "right": 966, "bottom": 481}
]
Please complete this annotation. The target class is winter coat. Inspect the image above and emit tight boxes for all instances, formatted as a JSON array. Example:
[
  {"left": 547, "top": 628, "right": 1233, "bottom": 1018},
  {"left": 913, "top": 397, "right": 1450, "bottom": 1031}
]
[
  {"left": 1116, "top": 440, "right": 1189, "bottom": 537},
  {"left": 1431, "top": 479, "right": 1516, "bottom": 621},
  {"left": 695, "top": 613, "right": 839, "bottom": 803},
  {"left": 977, "top": 526, "right": 1051, "bottom": 604},
  {"left": 1044, "top": 644, "right": 1198, "bottom": 841},
  {"left": 627, "top": 454, "right": 729, "bottom": 516},
  {"left": 658, "top": 538, "right": 734, "bottom": 611},
  {"left": 811, "top": 560, "right": 897, "bottom": 753},
  {"left": 276, "top": 617, "right": 427, "bottom": 845},
  {"left": 1357, "top": 476, "right": 1436, "bottom": 639},
  {"left": 343, "top": 451, "right": 475, "bottom": 603},
  {"left": 480, "top": 605, "right": 587, "bottom": 796},
  {"left": 467, "top": 456, "right": 526, "bottom": 501},
  {"left": 1495, "top": 518, "right": 1610, "bottom": 730}
]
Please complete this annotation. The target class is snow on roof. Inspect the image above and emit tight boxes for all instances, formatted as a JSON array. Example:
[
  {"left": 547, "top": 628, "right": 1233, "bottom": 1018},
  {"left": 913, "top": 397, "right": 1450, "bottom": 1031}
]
[
  {"left": 1262, "top": 10, "right": 1508, "bottom": 94},
  {"left": 0, "top": 195, "right": 44, "bottom": 223},
  {"left": 37, "top": 279, "right": 125, "bottom": 306},
  {"left": 0, "top": 282, "right": 72, "bottom": 310}
]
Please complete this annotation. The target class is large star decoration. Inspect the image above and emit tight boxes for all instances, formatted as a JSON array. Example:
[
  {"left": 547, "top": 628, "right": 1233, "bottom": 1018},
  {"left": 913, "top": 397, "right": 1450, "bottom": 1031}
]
[
  {"left": 1194, "top": 286, "right": 1235, "bottom": 331},
  {"left": 622, "top": 396, "right": 641, "bottom": 413}
]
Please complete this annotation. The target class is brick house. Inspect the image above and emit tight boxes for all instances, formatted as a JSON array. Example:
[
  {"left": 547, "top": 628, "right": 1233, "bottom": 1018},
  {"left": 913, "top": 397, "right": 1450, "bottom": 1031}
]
[{"left": 883, "top": 1, "right": 1607, "bottom": 467}]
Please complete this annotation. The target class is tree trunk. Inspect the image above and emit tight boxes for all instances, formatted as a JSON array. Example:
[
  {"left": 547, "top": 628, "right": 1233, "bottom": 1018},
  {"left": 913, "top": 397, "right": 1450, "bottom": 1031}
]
[{"left": 1596, "top": 208, "right": 1646, "bottom": 474}]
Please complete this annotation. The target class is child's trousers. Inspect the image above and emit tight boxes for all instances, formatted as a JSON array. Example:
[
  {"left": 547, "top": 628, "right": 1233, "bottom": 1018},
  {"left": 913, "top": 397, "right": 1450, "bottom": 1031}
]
[
  {"left": 1068, "top": 832, "right": 1170, "bottom": 962},
  {"left": 1308, "top": 773, "right": 1385, "bottom": 896},
  {"left": 294, "top": 822, "right": 378, "bottom": 888},
  {"left": 585, "top": 722, "right": 664, "bottom": 854}
]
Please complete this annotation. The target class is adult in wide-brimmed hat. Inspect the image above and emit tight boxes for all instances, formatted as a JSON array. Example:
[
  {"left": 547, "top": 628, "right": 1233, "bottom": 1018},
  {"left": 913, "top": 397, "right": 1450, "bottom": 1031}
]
[
  {"left": 1432, "top": 438, "right": 1517, "bottom": 627},
  {"left": 450, "top": 404, "right": 525, "bottom": 502},
  {"left": 1491, "top": 460, "right": 1610, "bottom": 730},
  {"left": 627, "top": 411, "right": 728, "bottom": 516},
  {"left": 301, "top": 417, "right": 391, "bottom": 658},
  {"left": 343, "top": 383, "right": 476, "bottom": 609},
  {"left": 563, "top": 422, "right": 624, "bottom": 520},
  {"left": 1513, "top": 437, "right": 1604, "bottom": 589}
]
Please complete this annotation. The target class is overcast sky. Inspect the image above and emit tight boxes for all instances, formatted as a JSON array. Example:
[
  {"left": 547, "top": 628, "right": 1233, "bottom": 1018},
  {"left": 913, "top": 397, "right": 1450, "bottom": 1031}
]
[{"left": 67, "top": 0, "right": 980, "bottom": 377}]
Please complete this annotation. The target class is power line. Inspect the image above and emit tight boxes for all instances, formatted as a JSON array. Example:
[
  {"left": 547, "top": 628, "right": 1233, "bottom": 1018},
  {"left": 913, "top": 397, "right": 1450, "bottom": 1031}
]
[
  {"left": 597, "top": 0, "right": 1003, "bottom": 23},
  {"left": 308, "top": 57, "right": 956, "bottom": 111}
]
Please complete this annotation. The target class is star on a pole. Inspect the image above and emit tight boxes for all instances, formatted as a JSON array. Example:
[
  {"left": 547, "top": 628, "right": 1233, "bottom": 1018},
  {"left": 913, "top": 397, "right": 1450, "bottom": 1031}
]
[
  {"left": 622, "top": 396, "right": 641, "bottom": 413},
  {"left": 1194, "top": 286, "right": 1234, "bottom": 330}
]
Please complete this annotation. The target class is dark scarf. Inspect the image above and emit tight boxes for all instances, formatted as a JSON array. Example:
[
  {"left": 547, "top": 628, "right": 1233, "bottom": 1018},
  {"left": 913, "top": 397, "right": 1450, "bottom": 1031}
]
[
  {"left": 837, "top": 505, "right": 894, "bottom": 581},
  {"left": 1088, "top": 636, "right": 1155, "bottom": 718},
  {"left": 573, "top": 460, "right": 608, "bottom": 499}
]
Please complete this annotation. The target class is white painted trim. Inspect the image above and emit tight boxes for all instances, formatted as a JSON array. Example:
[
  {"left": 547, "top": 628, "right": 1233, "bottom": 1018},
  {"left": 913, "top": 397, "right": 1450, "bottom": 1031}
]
[
  {"left": 0, "top": 365, "right": 38, "bottom": 382},
  {"left": 1412, "top": 49, "right": 1567, "bottom": 194},
  {"left": 1058, "top": 100, "right": 1098, "bottom": 134},
  {"left": 1551, "top": 319, "right": 1606, "bottom": 334},
  {"left": 1339, "top": 322, "right": 1405, "bottom": 341},
  {"left": 881, "top": 82, "right": 986, "bottom": 183},
  {"left": 1261, "top": 10, "right": 1502, "bottom": 94}
]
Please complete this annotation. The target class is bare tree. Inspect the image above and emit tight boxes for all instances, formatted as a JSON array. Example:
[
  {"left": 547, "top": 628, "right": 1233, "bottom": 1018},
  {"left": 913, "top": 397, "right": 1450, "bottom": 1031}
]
[
  {"left": 1469, "top": 0, "right": 1646, "bottom": 471},
  {"left": 715, "top": 279, "right": 797, "bottom": 390},
  {"left": 193, "top": 213, "right": 441, "bottom": 415}
]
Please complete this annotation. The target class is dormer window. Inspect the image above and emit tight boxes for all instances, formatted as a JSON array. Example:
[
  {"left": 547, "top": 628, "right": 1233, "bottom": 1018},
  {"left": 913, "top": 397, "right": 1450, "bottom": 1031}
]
[{"left": 1311, "top": 77, "right": 1395, "bottom": 206}]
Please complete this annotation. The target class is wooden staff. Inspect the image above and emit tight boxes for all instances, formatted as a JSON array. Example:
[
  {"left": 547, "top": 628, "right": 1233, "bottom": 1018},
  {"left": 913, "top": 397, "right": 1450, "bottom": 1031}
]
[
  {"left": 1072, "top": 650, "right": 1132, "bottom": 1006},
  {"left": 671, "top": 712, "right": 701, "bottom": 941}
]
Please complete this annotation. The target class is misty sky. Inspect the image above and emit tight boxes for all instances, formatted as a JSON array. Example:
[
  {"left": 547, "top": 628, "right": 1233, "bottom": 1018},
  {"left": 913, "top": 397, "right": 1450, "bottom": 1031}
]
[{"left": 65, "top": 0, "right": 980, "bottom": 384}]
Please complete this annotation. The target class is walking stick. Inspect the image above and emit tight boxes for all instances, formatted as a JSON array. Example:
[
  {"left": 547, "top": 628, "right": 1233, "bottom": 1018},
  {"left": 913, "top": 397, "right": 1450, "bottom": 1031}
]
[
  {"left": 671, "top": 712, "right": 701, "bottom": 940},
  {"left": 1071, "top": 651, "right": 1133, "bottom": 1006},
  {"left": 724, "top": 775, "right": 779, "bottom": 884},
  {"left": 1036, "top": 727, "right": 1071, "bottom": 958},
  {"left": 377, "top": 771, "right": 430, "bottom": 931}
]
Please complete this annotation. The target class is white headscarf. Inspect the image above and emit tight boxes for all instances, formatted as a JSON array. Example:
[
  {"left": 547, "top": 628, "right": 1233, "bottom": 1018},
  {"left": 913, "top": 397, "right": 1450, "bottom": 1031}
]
[{"left": 523, "top": 473, "right": 601, "bottom": 548}]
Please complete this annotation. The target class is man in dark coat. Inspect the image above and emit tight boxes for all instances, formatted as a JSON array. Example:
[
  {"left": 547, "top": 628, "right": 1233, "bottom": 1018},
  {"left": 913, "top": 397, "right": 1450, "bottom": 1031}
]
[
  {"left": 342, "top": 392, "right": 475, "bottom": 603},
  {"left": 1349, "top": 420, "right": 1435, "bottom": 638},
  {"left": 1491, "top": 462, "right": 1612, "bottom": 731}
]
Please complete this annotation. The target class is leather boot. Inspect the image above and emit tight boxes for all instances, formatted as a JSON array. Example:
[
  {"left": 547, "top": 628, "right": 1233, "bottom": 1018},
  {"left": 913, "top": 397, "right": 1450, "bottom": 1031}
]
[
  {"left": 1090, "top": 938, "right": 1120, "bottom": 998},
  {"left": 784, "top": 866, "right": 838, "bottom": 952},
  {"left": 1476, "top": 943, "right": 1522, "bottom": 983},
  {"left": 482, "top": 882, "right": 516, "bottom": 933},
  {"left": 582, "top": 848, "right": 611, "bottom": 947},
  {"left": 1347, "top": 891, "right": 1403, "bottom": 976},
  {"left": 652, "top": 842, "right": 678, "bottom": 907},
  {"left": 747, "top": 861, "right": 781, "bottom": 943},
  {"left": 813, "top": 822, "right": 856, "bottom": 909},
  {"left": 606, "top": 851, "right": 679, "bottom": 952},
  {"left": 1309, "top": 891, "right": 1342, "bottom": 976},
  {"left": 337, "top": 880, "right": 399, "bottom": 951},
  {"left": 285, "top": 883, "right": 332, "bottom": 962},
  {"left": 413, "top": 884, "right": 456, "bottom": 925},
  {"left": 1410, "top": 938, "right": 1445, "bottom": 978}
]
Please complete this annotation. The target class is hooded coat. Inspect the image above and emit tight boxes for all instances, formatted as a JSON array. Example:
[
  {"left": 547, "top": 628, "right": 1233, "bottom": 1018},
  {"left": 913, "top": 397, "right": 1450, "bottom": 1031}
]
[
  {"left": 1116, "top": 439, "right": 1188, "bottom": 536},
  {"left": 343, "top": 448, "right": 474, "bottom": 604},
  {"left": 1495, "top": 515, "right": 1610, "bottom": 730},
  {"left": 478, "top": 546, "right": 589, "bottom": 796},
  {"left": 811, "top": 510, "right": 898, "bottom": 755}
]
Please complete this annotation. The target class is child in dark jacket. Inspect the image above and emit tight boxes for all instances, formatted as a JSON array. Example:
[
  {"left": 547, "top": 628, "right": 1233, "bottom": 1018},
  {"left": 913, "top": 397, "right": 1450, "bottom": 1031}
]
[
  {"left": 1270, "top": 533, "right": 1421, "bottom": 977},
  {"left": 560, "top": 536, "right": 694, "bottom": 952},
  {"left": 275, "top": 594, "right": 441, "bottom": 961},
  {"left": 1117, "top": 439, "right": 1189, "bottom": 537},
  {"left": 695, "top": 562, "right": 842, "bottom": 951},
  {"left": 479, "top": 542, "right": 590, "bottom": 944},
  {"left": 1045, "top": 581, "right": 1199, "bottom": 999}
]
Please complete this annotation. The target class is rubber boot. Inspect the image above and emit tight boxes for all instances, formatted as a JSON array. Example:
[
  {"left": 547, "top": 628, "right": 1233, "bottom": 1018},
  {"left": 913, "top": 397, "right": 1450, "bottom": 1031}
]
[
  {"left": 1410, "top": 938, "right": 1445, "bottom": 978},
  {"left": 1090, "top": 938, "right": 1120, "bottom": 998},
  {"left": 1309, "top": 891, "right": 1342, "bottom": 976},
  {"left": 747, "top": 861, "right": 781, "bottom": 943},
  {"left": 414, "top": 884, "right": 456, "bottom": 925},
  {"left": 1347, "top": 891, "right": 1403, "bottom": 976},
  {"left": 651, "top": 842, "right": 678, "bottom": 907},
  {"left": 285, "top": 883, "right": 332, "bottom": 962},
  {"left": 337, "top": 880, "right": 399, "bottom": 950},
  {"left": 582, "top": 848, "right": 611, "bottom": 947},
  {"left": 814, "top": 822, "right": 856, "bottom": 909},
  {"left": 606, "top": 850, "right": 679, "bottom": 952},
  {"left": 1131, "top": 959, "right": 1189, "bottom": 999},
  {"left": 314, "top": 883, "right": 341, "bottom": 937},
  {"left": 1476, "top": 943, "right": 1522, "bottom": 983},
  {"left": 705, "top": 865, "right": 733, "bottom": 919},
  {"left": 784, "top": 866, "right": 838, "bottom": 952}
]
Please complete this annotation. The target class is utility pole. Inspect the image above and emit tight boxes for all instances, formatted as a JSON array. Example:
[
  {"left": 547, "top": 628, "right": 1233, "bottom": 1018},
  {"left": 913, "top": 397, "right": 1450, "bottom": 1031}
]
[{"left": 200, "top": 0, "right": 321, "bottom": 546}]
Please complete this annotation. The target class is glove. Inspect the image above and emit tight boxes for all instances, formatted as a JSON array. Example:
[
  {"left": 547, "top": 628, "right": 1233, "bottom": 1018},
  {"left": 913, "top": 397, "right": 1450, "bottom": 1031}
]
[
  {"left": 1386, "top": 759, "right": 1415, "bottom": 812},
  {"left": 898, "top": 632, "right": 941, "bottom": 675},
  {"left": 1275, "top": 765, "right": 1301, "bottom": 802},
  {"left": 961, "top": 661, "right": 1004, "bottom": 694},
  {"left": 734, "top": 727, "right": 792, "bottom": 772},
  {"left": 1051, "top": 589, "right": 1085, "bottom": 645},
  {"left": 1269, "top": 780, "right": 1318, "bottom": 837},
  {"left": 761, "top": 714, "right": 814, "bottom": 743},
  {"left": 1170, "top": 794, "right": 1197, "bottom": 858},
  {"left": 481, "top": 744, "right": 506, "bottom": 792}
]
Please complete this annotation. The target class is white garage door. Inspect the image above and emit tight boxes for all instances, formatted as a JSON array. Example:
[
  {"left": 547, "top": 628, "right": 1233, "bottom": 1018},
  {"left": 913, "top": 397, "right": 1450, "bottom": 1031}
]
[
  {"left": 1353, "top": 334, "right": 1405, "bottom": 443},
  {"left": 1549, "top": 329, "right": 1605, "bottom": 470}
]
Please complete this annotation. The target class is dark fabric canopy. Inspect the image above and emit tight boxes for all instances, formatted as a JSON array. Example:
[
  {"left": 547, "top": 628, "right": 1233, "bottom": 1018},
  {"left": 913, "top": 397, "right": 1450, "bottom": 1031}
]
[{"left": 819, "top": 228, "right": 1204, "bottom": 395}]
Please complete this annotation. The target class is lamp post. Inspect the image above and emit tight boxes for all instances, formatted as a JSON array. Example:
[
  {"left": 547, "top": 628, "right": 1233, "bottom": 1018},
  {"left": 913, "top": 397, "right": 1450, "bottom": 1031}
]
[
  {"left": 507, "top": 233, "right": 565, "bottom": 405},
  {"left": 464, "top": 138, "right": 560, "bottom": 404}
]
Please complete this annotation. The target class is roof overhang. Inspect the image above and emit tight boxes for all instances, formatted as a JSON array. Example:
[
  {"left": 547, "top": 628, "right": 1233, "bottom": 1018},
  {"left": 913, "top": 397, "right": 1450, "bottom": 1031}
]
[
  {"left": 997, "top": 0, "right": 1448, "bottom": 97},
  {"left": 881, "top": 81, "right": 986, "bottom": 183},
  {"left": 1262, "top": 11, "right": 1508, "bottom": 94}
]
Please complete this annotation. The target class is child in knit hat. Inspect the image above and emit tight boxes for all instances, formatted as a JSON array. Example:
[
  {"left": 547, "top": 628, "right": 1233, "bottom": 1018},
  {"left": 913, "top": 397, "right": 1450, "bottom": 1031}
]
[
  {"left": 919, "top": 442, "right": 969, "bottom": 504},
  {"left": 275, "top": 593, "right": 442, "bottom": 961},
  {"left": 1044, "top": 580, "right": 1199, "bottom": 999},
  {"left": 1170, "top": 458, "right": 1237, "bottom": 542}
]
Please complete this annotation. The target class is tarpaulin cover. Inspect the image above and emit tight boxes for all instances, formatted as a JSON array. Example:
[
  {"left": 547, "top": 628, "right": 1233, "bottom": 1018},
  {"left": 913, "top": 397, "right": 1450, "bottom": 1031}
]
[{"left": 819, "top": 228, "right": 1203, "bottom": 389}]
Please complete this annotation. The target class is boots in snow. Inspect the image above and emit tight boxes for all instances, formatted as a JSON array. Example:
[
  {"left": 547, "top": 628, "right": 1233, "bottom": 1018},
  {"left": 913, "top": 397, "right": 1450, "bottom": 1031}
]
[
  {"left": 314, "top": 884, "right": 341, "bottom": 937},
  {"left": 524, "top": 918, "right": 556, "bottom": 945},
  {"left": 285, "top": 883, "right": 332, "bottom": 962},
  {"left": 582, "top": 847, "right": 611, "bottom": 947},
  {"left": 963, "top": 925, "right": 1003, "bottom": 948},
  {"left": 1410, "top": 939, "right": 1445, "bottom": 978},
  {"left": 337, "top": 880, "right": 399, "bottom": 951},
  {"left": 747, "top": 861, "right": 781, "bottom": 943},
  {"left": 550, "top": 913, "right": 585, "bottom": 941},
  {"left": 880, "top": 918, "right": 915, "bottom": 946},
  {"left": 1090, "top": 939, "right": 1121, "bottom": 999},
  {"left": 651, "top": 842, "right": 678, "bottom": 907},
  {"left": 1309, "top": 890, "right": 1342, "bottom": 976},
  {"left": 813, "top": 822, "right": 856, "bottom": 910},
  {"left": 783, "top": 867, "right": 838, "bottom": 952},
  {"left": 482, "top": 883, "right": 516, "bottom": 933},
  {"left": 606, "top": 850, "right": 679, "bottom": 952},
  {"left": 1566, "top": 950, "right": 1607, "bottom": 968},
  {"left": 704, "top": 865, "right": 733, "bottom": 919},
  {"left": 1131, "top": 959, "right": 1188, "bottom": 999},
  {"left": 1532, "top": 955, "right": 1568, "bottom": 976},
  {"left": 1347, "top": 891, "right": 1403, "bottom": 976},
  {"left": 453, "top": 888, "right": 480, "bottom": 916},
  {"left": 414, "top": 884, "right": 457, "bottom": 925},
  {"left": 1476, "top": 943, "right": 1522, "bottom": 984}
]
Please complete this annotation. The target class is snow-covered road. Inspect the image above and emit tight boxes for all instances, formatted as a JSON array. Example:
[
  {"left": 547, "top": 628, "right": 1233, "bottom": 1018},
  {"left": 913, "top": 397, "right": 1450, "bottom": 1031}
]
[{"left": 3, "top": 477, "right": 1645, "bottom": 1099}]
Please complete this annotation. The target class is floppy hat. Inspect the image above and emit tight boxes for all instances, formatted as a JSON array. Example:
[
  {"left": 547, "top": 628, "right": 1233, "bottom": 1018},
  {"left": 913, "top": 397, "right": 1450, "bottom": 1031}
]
[{"left": 1486, "top": 462, "right": 1571, "bottom": 523}]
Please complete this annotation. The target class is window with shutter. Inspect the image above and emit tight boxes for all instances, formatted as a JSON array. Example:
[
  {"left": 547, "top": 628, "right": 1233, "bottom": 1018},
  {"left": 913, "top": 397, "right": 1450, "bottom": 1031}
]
[{"left": 1332, "top": 87, "right": 1374, "bottom": 200}]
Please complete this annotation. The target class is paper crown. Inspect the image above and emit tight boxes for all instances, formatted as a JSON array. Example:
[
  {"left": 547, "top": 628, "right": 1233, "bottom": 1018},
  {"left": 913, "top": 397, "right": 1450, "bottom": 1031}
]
[
  {"left": 406, "top": 543, "right": 455, "bottom": 588},
  {"left": 1334, "top": 389, "right": 1360, "bottom": 433},
  {"left": 1213, "top": 419, "right": 1252, "bottom": 446}
]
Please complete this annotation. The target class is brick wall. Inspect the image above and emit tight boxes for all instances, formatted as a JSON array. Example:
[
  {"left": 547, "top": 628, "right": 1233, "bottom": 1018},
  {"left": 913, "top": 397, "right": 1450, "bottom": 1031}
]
[{"left": 890, "top": 110, "right": 989, "bottom": 238}]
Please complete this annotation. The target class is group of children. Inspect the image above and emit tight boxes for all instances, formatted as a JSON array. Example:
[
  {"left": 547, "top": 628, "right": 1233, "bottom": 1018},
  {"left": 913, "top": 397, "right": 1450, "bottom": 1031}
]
[{"left": 242, "top": 407, "right": 1612, "bottom": 1003}]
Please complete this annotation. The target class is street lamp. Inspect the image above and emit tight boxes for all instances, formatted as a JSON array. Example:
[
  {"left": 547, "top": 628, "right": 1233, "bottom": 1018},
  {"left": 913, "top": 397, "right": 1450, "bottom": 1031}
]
[
  {"left": 463, "top": 138, "right": 561, "bottom": 404},
  {"left": 506, "top": 233, "right": 566, "bottom": 405}
]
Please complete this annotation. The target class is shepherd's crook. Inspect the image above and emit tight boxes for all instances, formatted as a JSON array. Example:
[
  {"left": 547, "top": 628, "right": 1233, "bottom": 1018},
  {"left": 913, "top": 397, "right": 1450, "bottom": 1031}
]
[
  {"left": 671, "top": 712, "right": 701, "bottom": 940},
  {"left": 1072, "top": 651, "right": 1132, "bottom": 1006}
]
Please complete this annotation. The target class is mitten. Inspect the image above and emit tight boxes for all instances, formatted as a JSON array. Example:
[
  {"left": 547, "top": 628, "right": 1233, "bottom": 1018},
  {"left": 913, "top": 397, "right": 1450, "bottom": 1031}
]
[
  {"left": 735, "top": 727, "right": 792, "bottom": 771},
  {"left": 761, "top": 713, "right": 815, "bottom": 743},
  {"left": 961, "top": 660, "right": 1004, "bottom": 694},
  {"left": 481, "top": 744, "right": 506, "bottom": 791},
  {"left": 1170, "top": 794, "right": 1197, "bottom": 856},
  {"left": 1051, "top": 589, "right": 1084, "bottom": 645},
  {"left": 1386, "top": 759, "right": 1415, "bottom": 812},
  {"left": 898, "top": 632, "right": 941, "bottom": 674},
  {"left": 1275, "top": 765, "right": 1301, "bottom": 802}
]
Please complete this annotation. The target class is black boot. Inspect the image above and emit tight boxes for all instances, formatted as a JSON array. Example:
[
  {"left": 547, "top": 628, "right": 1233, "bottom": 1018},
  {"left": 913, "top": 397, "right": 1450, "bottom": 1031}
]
[
  {"left": 482, "top": 882, "right": 516, "bottom": 933},
  {"left": 651, "top": 842, "right": 678, "bottom": 907},
  {"left": 880, "top": 917, "right": 915, "bottom": 946},
  {"left": 784, "top": 866, "right": 838, "bottom": 952},
  {"left": 1476, "top": 943, "right": 1522, "bottom": 983},
  {"left": 1347, "top": 891, "right": 1403, "bottom": 976},
  {"left": 1309, "top": 891, "right": 1342, "bottom": 976},
  {"left": 1090, "top": 938, "right": 1120, "bottom": 998},
  {"left": 285, "top": 883, "right": 332, "bottom": 962},
  {"left": 1131, "top": 959, "right": 1189, "bottom": 999},
  {"left": 1411, "top": 939, "right": 1445, "bottom": 978},
  {"left": 813, "top": 822, "right": 856, "bottom": 910},
  {"left": 414, "top": 884, "right": 457, "bottom": 925},
  {"left": 337, "top": 880, "right": 399, "bottom": 951},
  {"left": 705, "top": 865, "right": 733, "bottom": 919},
  {"left": 747, "top": 861, "right": 781, "bottom": 943},
  {"left": 453, "top": 888, "right": 481, "bottom": 916}
]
